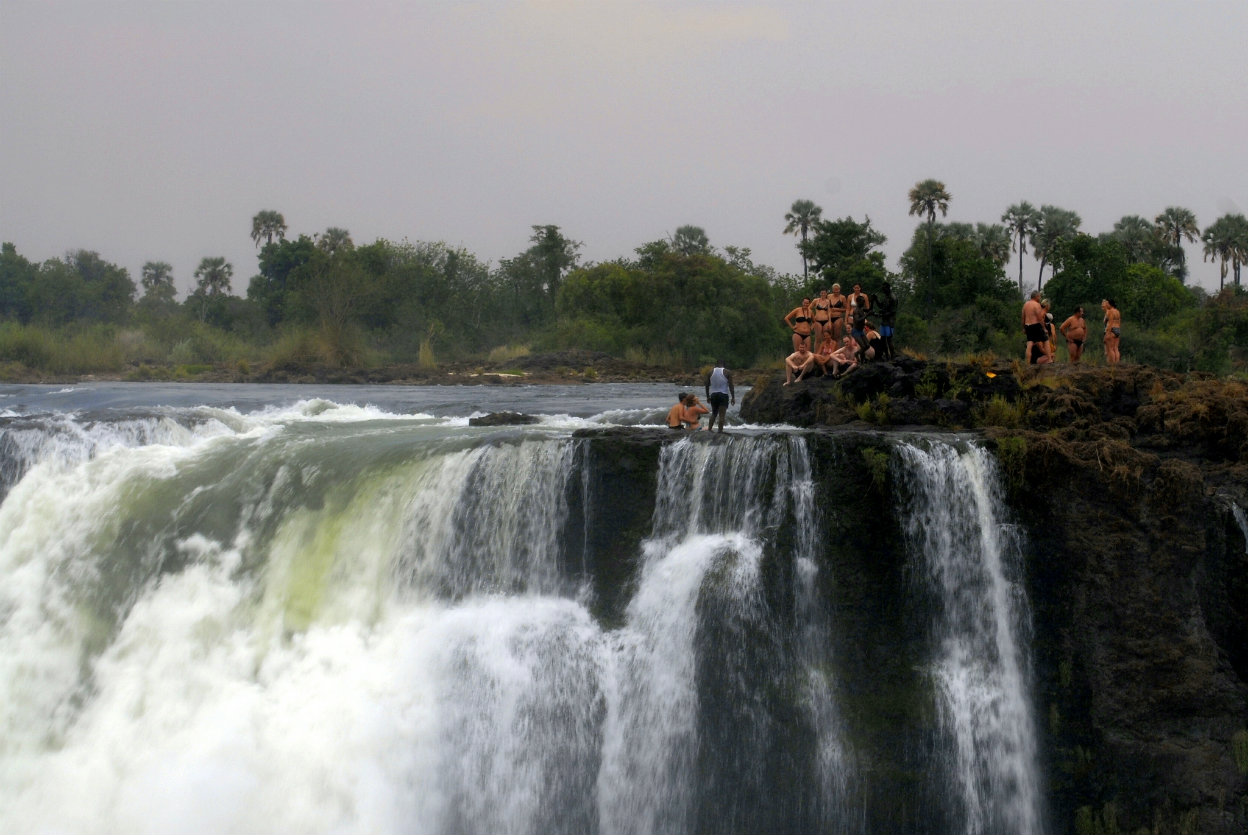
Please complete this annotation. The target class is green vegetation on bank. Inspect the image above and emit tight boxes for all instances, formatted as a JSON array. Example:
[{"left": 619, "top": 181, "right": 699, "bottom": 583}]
[{"left": 2, "top": 188, "right": 1247, "bottom": 380}]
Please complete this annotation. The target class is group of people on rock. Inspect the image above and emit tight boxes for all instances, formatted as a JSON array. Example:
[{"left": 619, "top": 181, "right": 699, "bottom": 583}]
[
  {"left": 782, "top": 282, "right": 898, "bottom": 385},
  {"left": 1022, "top": 291, "right": 1121, "bottom": 365},
  {"left": 666, "top": 361, "right": 736, "bottom": 432}
]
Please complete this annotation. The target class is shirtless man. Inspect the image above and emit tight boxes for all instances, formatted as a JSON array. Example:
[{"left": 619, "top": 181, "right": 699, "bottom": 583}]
[
  {"left": 784, "top": 343, "right": 815, "bottom": 384},
  {"left": 1022, "top": 290, "right": 1047, "bottom": 364},
  {"left": 1059, "top": 307, "right": 1088, "bottom": 364},
  {"left": 666, "top": 392, "right": 688, "bottom": 429}
]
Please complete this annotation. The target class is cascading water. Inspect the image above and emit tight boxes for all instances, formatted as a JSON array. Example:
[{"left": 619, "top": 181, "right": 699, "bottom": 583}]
[
  {"left": 0, "top": 403, "right": 843, "bottom": 835},
  {"left": 1233, "top": 503, "right": 1248, "bottom": 554},
  {"left": 895, "top": 441, "right": 1045, "bottom": 835},
  {"left": 0, "top": 388, "right": 1051, "bottom": 835}
]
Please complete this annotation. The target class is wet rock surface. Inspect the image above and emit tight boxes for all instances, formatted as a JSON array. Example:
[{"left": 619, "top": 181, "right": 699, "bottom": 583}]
[{"left": 743, "top": 359, "right": 1248, "bottom": 834}]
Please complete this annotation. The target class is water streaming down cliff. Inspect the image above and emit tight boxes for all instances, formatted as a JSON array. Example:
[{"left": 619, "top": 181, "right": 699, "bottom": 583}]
[
  {"left": 894, "top": 442, "right": 1043, "bottom": 835},
  {"left": 0, "top": 397, "right": 1044, "bottom": 834}
]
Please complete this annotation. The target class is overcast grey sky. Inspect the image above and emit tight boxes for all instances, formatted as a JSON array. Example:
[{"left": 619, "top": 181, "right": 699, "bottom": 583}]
[{"left": 2, "top": 1, "right": 1245, "bottom": 297}]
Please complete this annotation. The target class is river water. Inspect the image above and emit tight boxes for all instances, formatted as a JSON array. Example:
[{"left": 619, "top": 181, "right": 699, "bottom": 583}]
[{"left": 0, "top": 382, "right": 1042, "bottom": 834}]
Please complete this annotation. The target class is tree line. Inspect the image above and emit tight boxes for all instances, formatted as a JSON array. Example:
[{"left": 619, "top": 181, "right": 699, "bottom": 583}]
[{"left": 2, "top": 190, "right": 1247, "bottom": 377}]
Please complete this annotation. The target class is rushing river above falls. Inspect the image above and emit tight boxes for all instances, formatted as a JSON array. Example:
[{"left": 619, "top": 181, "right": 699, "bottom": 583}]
[{"left": 0, "top": 382, "right": 1044, "bottom": 834}]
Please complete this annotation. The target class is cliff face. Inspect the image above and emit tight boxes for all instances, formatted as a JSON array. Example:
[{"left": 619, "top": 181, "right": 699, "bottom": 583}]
[{"left": 740, "top": 362, "right": 1248, "bottom": 834}]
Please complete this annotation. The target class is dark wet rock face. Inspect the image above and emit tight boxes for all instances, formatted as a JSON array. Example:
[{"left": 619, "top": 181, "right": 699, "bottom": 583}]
[
  {"left": 468, "top": 411, "right": 540, "bottom": 426},
  {"left": 739, "top": 360, "right": 1248, "bottom": 834}
]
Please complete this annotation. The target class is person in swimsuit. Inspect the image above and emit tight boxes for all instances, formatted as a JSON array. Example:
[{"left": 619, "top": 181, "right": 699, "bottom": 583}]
[
  {"left": 811, "top": 289, "right": 834, "bottom": 352},
  {"left": 813, "top": 333, "right": 838, "bottom": 376},
  {"left": 828, "top": 283, "right": 848, "bottom": 343},
  {"left": 681, "top": 394, "right": 709, "bottom": 429},
  {"left": 849, "top": 298, "right": 869, "bottom": 359},
  {"left": 1022, "top": 290, "right": 1047, "bottom": 364},
  {"left": 864, "top": 321, "right": 884, "bottom": 362},
  {"left": 1043, "top": 300, "right": 1057, "bottom": 360},
  {"left": 784, "top": 298, "right": 814, "bottom": 351},
  {"left": 666, "top": 392, "right": 688, "bottom": 429},
  {"left": 1060, "top": 307, "right": 1088, "bottom": 363},
  {"left": 874, "top": 282, "right": 899, "bottom": 360},
  {"left": 784, "top": 342, "right": 815, "bottom": 384},
  {"left": 1102, "top": 298, "right": 1121, "bottom": 364},
  {"left": 830, "top": 336, "right": 858, "bottom": 377},
  {"left": 704, "top": 361, "right": 735, "bottom": 433}
]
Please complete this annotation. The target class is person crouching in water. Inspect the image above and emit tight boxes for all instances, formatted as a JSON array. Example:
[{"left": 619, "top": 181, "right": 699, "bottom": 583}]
[
  {"left": 704, "top": 361, "right": 735, "bottom": 433},
  {"left": 682, "top": 393, "right": 709, "bottom": 429},
  {"left": 785, "top": 342, "right": 815, "bottom": 385},
  {"left": 666, "top": 392, "right": 688, "bottom": 429}
]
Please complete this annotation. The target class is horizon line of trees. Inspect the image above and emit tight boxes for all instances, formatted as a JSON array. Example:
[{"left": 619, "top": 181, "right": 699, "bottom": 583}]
[{"left": 2, "top": 191, "right": 1248, "bottom": 374}]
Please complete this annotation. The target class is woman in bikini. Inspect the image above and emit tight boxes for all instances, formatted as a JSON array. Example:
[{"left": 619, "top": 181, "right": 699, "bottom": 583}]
[
  {"left": 681, "top": 394, "right": 710, "bottom": 429},
  {"left": 827, "top": 284, "right": 848, "bottom": 343},
  {"left": 1102, "top": 299, "right": 1121, "bottom": 364},
  {"left": 811, "top": 289, "right": 834, "bottom": 352},
  {"left": 784, "top": 297, "right": 815, "bottom": 351}
]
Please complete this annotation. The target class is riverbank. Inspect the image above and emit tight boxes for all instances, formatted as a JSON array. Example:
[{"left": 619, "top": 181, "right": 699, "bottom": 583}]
[{"left": 0, "top": 349, "right": 738, "bottom": 387}]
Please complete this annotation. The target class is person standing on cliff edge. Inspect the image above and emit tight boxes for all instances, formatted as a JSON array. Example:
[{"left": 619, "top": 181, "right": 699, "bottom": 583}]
[
  {"left": 705, "top": 361, "right": 735, "bottom": 433},
  {"left": 1022, "top": 290, "right": 1047, "bottom": 364}
]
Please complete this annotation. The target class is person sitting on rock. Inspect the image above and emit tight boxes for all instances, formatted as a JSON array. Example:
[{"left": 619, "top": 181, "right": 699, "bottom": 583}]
[
  {"left": 813, "top": 335, "right": 839, "bottom": 376},
  {"left": 784, "top": 343, "right": 816, "bottom": 385},
  {"left": 681, "top": 393, "right": 709, "bottom": 429},
  {"left": 864, "top": 321, "right": 885, "bottom": 362},
  {"left": 829, "top": 336, "right": 859, "bottom": 378},
  {"left": 666, "top": 392, "right": 688, "bottom": 429}
]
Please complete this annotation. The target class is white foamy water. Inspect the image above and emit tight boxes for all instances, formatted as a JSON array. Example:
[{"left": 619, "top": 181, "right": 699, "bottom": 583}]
[
  {"left": 0, "top": 408, "right": 835, "bottom": 835},
  {"left": 896, "top": 441, "right": 1044, "bottom": 835}
]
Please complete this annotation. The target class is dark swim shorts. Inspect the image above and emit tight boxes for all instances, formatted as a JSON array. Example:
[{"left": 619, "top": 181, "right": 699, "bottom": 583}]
[
  {"left": 709, "top": 392, "right": 729, "bottom": 410},
  {"left": 1024, "top": 322, "right": 1047, "bottom": 342}
]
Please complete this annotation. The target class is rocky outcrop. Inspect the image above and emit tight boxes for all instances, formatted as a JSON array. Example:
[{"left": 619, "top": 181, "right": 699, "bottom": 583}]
[{"left": 741, "top": 361, "right": 1248, "bottom": 834}]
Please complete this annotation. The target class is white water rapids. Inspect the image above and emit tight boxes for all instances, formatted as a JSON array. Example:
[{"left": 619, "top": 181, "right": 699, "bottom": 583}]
[{"left": 0, "top": 392, "right": 1044, "bottom": 834}]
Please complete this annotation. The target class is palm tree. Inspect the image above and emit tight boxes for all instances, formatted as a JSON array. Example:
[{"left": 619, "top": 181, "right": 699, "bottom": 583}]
[
  {"left": 1030, "top": 205, "right": 1081, "bottom": 289},
  {"left": 192, "top": 256, "right": 233, "bottom": 321},
  {"left": 140, "top": 260, "right": 176, "bottom": 303},
  {"left": 670, "top": 225, "right": 711, "bottom": 256},
  {"left": 783, "top": 199, "right": 823, "bottom": 279},
  {"left": 250, "top": 210, "right": 288, "bottom": 248},
  {"left": 1111, "top": 215, "right": 1155, "bottom": 264},
  {"left": 974, "top": 223, "right": 1013, "bottom": 269},
  {"left": 908, "top": 179, "right": 952, "bottom": 305},
  {"left": 1154, "top": 206, "right": 1199, "bottom": 280},
  {"left": 1002, "top": 202, "right": 1039, "bottom": 295},
  {"left": 1203, "top": 213, "right": 1248, "bottom": 289},
  {"left": 318, "top": 227, "right": 354, "bottom": 254}
]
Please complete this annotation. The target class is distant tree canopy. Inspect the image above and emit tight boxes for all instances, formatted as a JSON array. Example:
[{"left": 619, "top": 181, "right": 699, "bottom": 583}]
[
  {"left": 0, "top": 248, "right": 136, "bottom": 326},
  {"left": 799, "top": 215, "right": 889, "bottom": 295},
  {"left": 557, "top": 249, "right": 777, "bottom": 367},
  {"left": 3, "top": 189, "right": 1248, "bottom": 376}
]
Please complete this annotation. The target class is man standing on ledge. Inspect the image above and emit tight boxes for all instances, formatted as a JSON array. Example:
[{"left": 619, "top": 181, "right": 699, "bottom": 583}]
[
  {"left": 705, "top": 360, "right": 735, "bottom": 433},
  {"left": 1022, "top": 290, "right": 1047, "bottom": 364}
]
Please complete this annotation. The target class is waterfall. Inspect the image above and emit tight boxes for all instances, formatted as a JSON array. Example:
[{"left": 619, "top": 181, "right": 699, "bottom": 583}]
[
  {"left": 1233, "top": 503, "right": 1248, "bottom": 554},
  {"left": 895, "top": 441, "right": 1044, "bottom": 835},
  {"left": 0, "top": 402, "right": 1050, "bottom": 834},
  {"left": 598, "top": 435, "right": 848, "bottom": 833}
]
